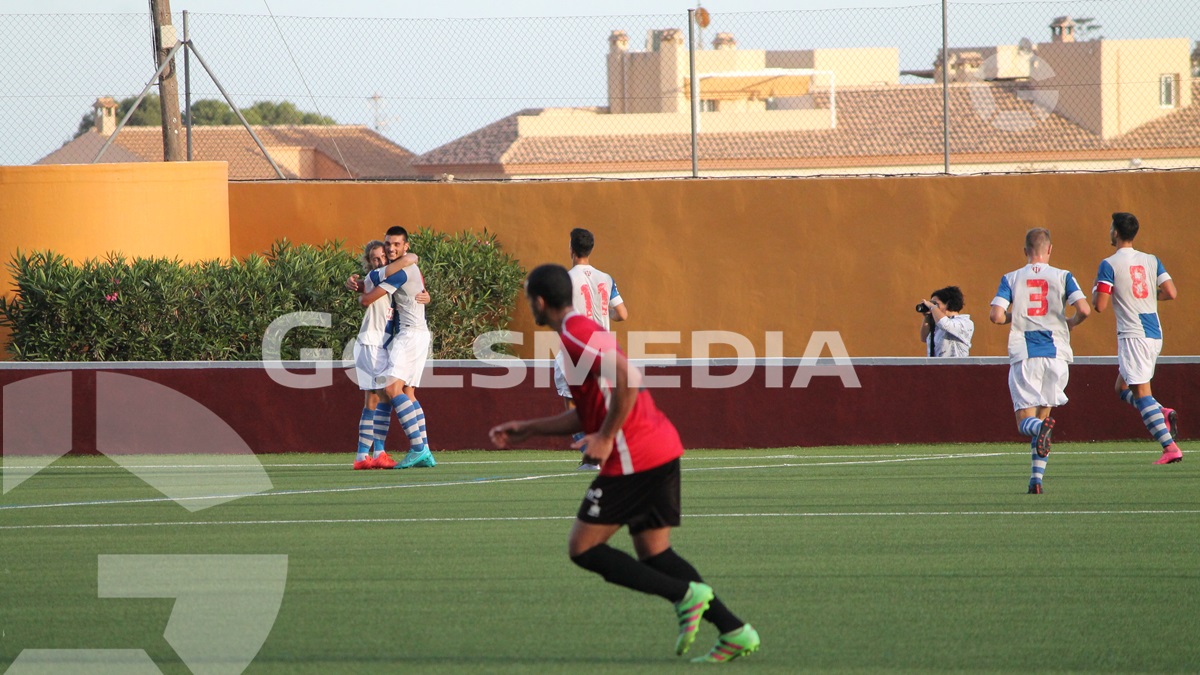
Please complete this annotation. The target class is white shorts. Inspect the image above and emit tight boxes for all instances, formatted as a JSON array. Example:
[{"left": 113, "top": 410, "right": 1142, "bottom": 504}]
[
  {"left": 353, "top": 342, "right": 390, "bottom": 391},
  {"left": 1117, "top": 337, "right": 1162, "bottom": 386},
  {"left": 386, "top": 328, "right": 431, "bottom": 388},
  {"left": 1008, "top": 358, "right": 1070, "bottom": 411},
  {"left": 553, "top": 351, "right": 572, "bottom": 399}
]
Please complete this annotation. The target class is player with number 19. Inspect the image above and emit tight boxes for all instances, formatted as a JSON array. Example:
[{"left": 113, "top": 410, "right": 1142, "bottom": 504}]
[{"left": 990, "top": 228, "right": 1091, "bottom": 494}]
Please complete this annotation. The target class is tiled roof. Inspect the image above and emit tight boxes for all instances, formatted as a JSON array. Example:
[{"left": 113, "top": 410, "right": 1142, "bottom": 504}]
[
  {"left": 36, "top": 125, "right": 417, "bottom": 180},
  {"left": 412, "top": 81, "right": 1200, "bottom": 174},
  {"left": 1111, "top": 80, "right": 1200, "bottom": 150}
]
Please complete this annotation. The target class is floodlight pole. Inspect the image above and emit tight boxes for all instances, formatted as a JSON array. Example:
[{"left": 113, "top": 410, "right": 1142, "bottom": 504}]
[
  {"left": 150, "top": 0, "right": 184, "bottom": 161},
  {"left": 687, "top": 9, "right": 699, "bottom": 178}
]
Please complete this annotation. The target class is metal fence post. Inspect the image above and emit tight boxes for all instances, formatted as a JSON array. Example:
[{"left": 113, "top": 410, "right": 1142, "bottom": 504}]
[{"left": 688, "top": 9, "right": 699, "bottom": 179}]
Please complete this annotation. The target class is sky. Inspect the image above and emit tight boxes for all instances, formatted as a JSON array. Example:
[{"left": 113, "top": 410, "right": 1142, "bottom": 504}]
[{"left": 3, "top": 0, "right": 1196, "bottom": 167}]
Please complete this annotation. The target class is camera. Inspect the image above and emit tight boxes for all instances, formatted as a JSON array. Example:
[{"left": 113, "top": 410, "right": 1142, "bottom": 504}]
[{"left": 915, "top": 302, "right": 930, "bottom": 314}]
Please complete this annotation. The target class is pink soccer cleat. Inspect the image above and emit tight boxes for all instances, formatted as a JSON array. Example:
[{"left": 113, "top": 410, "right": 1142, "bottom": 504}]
[{"left": 1154, "top": 443, "right": 1183, "bottom": 465}]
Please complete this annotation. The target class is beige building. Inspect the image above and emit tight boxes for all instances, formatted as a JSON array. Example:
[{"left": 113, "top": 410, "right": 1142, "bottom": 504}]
[
  {"left": 37, "top": 98, "right": 418, "bottom": 180},
  {"left": 413, "top": 19, "right": 1199, "bottom": 180},
  {"left": 933, "top": 17, "right": 1193, "bottom": 140}
]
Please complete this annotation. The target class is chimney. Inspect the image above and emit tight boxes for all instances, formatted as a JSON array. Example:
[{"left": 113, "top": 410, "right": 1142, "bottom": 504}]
[
  {"left": 1050, "top": 16, "right": 1076, "bottom": 43},
  {"left": 609, "top": 30, "right": 629, "bottom": 54},
  {"left": 712, "top": 32, "right": 737, "bottom": 50},
  {"left": 93, "top": 97, "right": 118, "bottom": 136}
]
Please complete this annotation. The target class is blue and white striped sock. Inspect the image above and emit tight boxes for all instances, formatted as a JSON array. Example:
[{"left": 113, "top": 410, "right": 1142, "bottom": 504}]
[
  {"left": 372, "top": 401, "right": 392, "bottom": 457},
  {"left": 356, "top": 408, "right": 373, "bottom": 460},
  {"left": 1135, "top": 396, "right": 1174, "bottom": 448},
  {"left": 391, "top": 395, "right": 424, "bottom": 449},
  {"left": 1119, "top": 389, "right": 1136, "bottom": 407},
  {"left": 1030, "top": 448, "right": 1048, "bottom": 487},
  {"left": 412, "top": 400, "right": 428, "bottom": 448},
  {"left": 1018, "top": 417, "right": 1043, "bottom": 450}
]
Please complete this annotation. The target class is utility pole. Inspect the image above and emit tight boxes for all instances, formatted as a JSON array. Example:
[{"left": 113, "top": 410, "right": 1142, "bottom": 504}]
[{"left": 150, "top": 0, "right": 184, "bottom": 161}]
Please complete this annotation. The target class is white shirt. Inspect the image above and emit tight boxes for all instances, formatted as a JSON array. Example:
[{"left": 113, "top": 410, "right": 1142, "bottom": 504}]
[
  {"left": 1095, "top": 247, "right": 1170, "bottom": 340},
  {"left": 925, "top": 314, "right": 974, "bottom": 357},
  {"left": 356, "top": 270, "right": 396, "bottom": 346},
  {"left": 389, "top": 263, "right": 428, "bottom": 331},
  {"left": 568, "top": 264, "right": 624, "bottom": 331},
  {"left": 992, "top": 263, "right": 1085, "bottom": 364}
]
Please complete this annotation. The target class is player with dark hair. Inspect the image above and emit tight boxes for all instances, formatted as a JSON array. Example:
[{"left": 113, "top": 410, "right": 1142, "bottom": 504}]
[
  {"left": 490, "top": 264, "right": 760, "bottom": 663},
  {"left": 350, "top": 240, "right": 416, "bottom": 469},
  {"left": 347, "top": 227, "right": 434, "bottom": 469},
  {"left": 917, "top": 285, "right": 974, "bottom": 357},
  {"left": 991, "top": 228, "right": 1091, "bottom": 493},
  {"left": 555, "top": 228, "right": 628, "bottom": 469},
  {"left": 1092, "top": 212, "right": 1182, "bottom": 464}
]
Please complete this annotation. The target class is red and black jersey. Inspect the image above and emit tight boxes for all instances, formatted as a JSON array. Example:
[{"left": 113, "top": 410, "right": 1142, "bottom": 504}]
[{"left": 558, "top": 311, "right": 684, "bottom": 476}]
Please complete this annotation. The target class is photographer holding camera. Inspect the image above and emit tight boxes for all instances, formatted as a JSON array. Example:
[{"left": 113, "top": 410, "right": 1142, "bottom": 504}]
[{"left": 917, "top": 286, "right": 974, "bottom": 357}]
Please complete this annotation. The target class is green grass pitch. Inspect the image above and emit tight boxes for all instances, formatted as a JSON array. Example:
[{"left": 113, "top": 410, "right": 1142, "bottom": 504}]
[{"left": 1, "top": 444, "right": 1197, "bottom": 674}]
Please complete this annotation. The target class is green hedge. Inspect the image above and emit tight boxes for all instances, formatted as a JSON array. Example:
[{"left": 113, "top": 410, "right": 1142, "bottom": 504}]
[{"left": 0, "top": 232, "right": 525, "bottom": 361}]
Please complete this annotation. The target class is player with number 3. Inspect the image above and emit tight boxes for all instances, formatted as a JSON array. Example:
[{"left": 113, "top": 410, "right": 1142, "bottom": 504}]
[
  {"left": 1092, "top": 212, "right": 1183, "bottom": 465},
  {"left": 990, "top": 228, "right": 1091, "bottom": 494}
]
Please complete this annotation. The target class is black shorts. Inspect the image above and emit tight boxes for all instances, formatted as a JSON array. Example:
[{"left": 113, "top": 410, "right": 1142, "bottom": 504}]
[{"left": 576, "top": 458, "right": 682, "bottom": 534}]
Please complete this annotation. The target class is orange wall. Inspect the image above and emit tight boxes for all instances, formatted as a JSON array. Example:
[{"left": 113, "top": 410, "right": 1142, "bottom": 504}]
[
  {"left": 230, "top": 171, "right": 1200, "bottom": 358},
  {"left": 0, "top": 162, "right": 230, "bottom": 265},
  {"left": 0, "top": 162, "right": 231, "bottom": 356}
]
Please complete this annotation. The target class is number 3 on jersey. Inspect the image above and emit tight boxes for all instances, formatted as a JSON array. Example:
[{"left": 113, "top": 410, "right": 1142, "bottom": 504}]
[
  {"left": 1026, "top": 279, "right": 1048, "bottom": 316},
  {"left": 1130, "top": 265, "right": 1150, "bottom": 299}
]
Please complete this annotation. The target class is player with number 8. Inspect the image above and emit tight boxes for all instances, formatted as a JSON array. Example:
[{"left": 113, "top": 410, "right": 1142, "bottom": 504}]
[{"left": 1092, "top": 212, "right": 1183, "bottom": 465}]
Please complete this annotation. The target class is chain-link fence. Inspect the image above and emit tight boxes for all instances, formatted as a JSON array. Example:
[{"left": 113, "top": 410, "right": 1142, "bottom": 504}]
[{"left": 3, "top": 1, "right": 1198, "bottom": 180}]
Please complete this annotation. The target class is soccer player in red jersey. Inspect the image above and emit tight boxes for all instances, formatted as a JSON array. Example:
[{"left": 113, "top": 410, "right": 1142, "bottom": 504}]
[{"left": 489, "top": 264, "right": 760, "bottom": 662}]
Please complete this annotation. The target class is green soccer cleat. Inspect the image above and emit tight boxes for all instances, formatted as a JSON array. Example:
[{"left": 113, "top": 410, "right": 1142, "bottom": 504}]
[
  {"left": 691, "top": 624, "right": 761, "bottom": 663},
  {"left": 674, "top": 581, "right": 714, "bottom": 656},
  {"left": 415, "top": 451, "right": 436, "bottom": 468},
  {"left": 396, "top": 447, "right": 433, "bottom": 469}
]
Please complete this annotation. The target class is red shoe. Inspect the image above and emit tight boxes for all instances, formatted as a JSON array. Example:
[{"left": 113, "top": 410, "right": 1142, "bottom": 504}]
[
  {"left": 1154, "top": 443, "right": 1183, "bottom": 465},
  {"left": 1034, "top": 416, "right": 1055, "bottom": 458},
  {"left": 1028, "top": 483, "right": 1043, "bottom": 494},
  {"left": 372, "top": 451, "right": 398, "bottom": 469},
  {"left": 353, "top": 456, "right": 375, "bottom": 470}
]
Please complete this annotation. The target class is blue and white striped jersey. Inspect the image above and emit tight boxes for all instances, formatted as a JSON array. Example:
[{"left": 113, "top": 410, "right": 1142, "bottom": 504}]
[
  {"left": 1095, "top": 248, "right": 1170, "bottom": 339},
  {"left": 992, "top": 263, "right": 1085, "bottom": 363}
]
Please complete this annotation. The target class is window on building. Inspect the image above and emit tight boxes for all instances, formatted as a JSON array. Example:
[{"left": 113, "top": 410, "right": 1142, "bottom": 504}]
[
  {"left": 1159, "top": 74, "right": 1178, "bottom": 108},
  {"left": 700, "top": 100, "right": 718, "bottom": 112}
]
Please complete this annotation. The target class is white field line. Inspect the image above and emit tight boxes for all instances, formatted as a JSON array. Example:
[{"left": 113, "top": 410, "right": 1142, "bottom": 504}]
[
  {"left": 8, "top": 449, "right": 1163, "bottom": 471},
  {"left": 2, "top": 509, "right": 1200, "bottom": 532},
  {"left": 0, "top": 450, "right": 1177, "bottom": 514},
  {"left": 0, "top": 454, "right": 990, "bottom": 513}
]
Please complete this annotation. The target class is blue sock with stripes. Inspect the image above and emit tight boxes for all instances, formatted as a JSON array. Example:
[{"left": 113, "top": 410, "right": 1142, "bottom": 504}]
[
  {"left": 356, "top": 408, "right": 373, "bottom": 460},
  {"left": 1018, "top": 416, "right": 1042, "bottom": 449},
  {"left": 372, "top": 401, "right": 392, "bottom": 457},
  {"left": 1135, "top": 396, "right": 1174, "bottom": 448},
  {"left": 412, "top": 400, "right": 428, "bottom": 448},
  {"left": 1119, "top": 389, "right": 1136, "bottom": 407},
  {"left": 391, "top": 395, "right": 424, "bottom": 450},
  {"left": 1030, "top": 448, "right": 1048, "bottom": 488}
]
